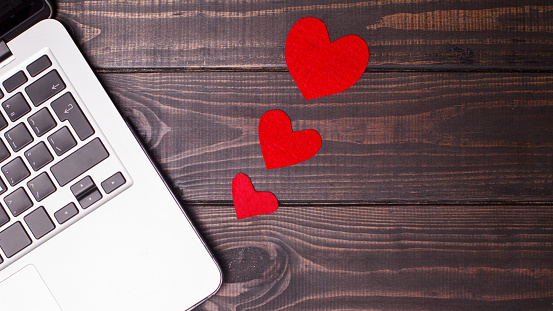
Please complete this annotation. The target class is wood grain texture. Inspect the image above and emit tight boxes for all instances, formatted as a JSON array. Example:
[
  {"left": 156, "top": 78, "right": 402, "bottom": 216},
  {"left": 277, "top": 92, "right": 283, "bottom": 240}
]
[
  {"left": 55, "top": 0, "right": 553, "bottom": 70},
  {"left": 185, "top": 203, "right": 553, "bottom": 310},
  {"left": 98, "top": 71, "right": 553, "bottom": 202},
  {"left": 51, "top": 0, "right": 553, "bottom": 309}
]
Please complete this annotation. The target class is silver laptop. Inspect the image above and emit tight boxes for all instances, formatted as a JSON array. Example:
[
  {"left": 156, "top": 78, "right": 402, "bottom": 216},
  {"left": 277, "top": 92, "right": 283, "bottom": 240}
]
[{"left": 0, "top": 1, "right": 222, "bottom": 310}]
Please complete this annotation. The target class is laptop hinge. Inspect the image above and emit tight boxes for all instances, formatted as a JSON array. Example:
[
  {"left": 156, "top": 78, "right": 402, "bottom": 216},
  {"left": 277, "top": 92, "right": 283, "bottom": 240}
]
[{"left": 0, "top": 40, "right": 13, "bottom": 64}]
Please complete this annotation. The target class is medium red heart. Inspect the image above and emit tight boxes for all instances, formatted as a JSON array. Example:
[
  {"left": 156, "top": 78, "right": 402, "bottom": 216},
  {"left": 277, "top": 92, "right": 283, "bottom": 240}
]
[
  {"left": 259, "top": 110, "right": 322, "bottom": 169},
  {"left": 232, "top": 173, "right": 279, "bottom": 219},
  {"left": 285, "top": 17, "right": 369, "bottom": 100}
]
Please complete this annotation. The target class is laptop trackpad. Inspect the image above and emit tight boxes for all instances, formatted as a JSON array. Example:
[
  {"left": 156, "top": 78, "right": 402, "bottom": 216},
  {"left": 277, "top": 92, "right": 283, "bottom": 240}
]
[{"left": 0, "top": 265, "right": 63, "bottom": 311}]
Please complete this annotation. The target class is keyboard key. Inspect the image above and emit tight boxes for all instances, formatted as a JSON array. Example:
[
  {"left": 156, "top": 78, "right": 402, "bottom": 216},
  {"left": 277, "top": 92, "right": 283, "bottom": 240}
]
[
  {"left": 0, "top": 139, "right": 10, "bottom": 164},
  {"left": 25, "top": 142, "right": 53, "bottom": 171},
  {"left": 27, "top": 55, "right": 52, "bottom": 77},
  {"left": 3, "top": 93, "right": 31, "bottom": 122},
  {"left": 51, "top": 138, "right": 109, "bottom": 186},
  {"left": 0, "top": 178, "right": 7, "bottom": 196},
  {"left": 0, "top": 89, "right": 3, "bottom": 100},
  {"left": 4, "top": 188, "right": 33, "bottom": 217},
  {"left": 70, "top": 176, "right": 102, "bottom": 209},
  {"left": 24, "top": 207, "right": 55, "bottom": 239},
  {"left": 101, "top": 172, "right": 126, "bottom": 194},
  {"left": 0, "top": 113, "right": 7, "bottom": 131},
  {"left": 0, "top": 222, "right": 31, "bottom": 258},
  {"left": 78, "top": 189, "right": 102, "bottom": 209},
  {"left": 5, "top": 123, "right": 33, "bottom": 152},
  {"left": 25, "top": 70, "right": 65, "bottom": 107},
  {"left": 28, "top": 108, "right": 56, "bottom": 137},
  {"left": 51, "top": 93, "right": 94, "bottom": 141},
  {"left": 0, "top": 205, "right": 8, "bottom": 228},
  {"left": 3, "top": 71, "right": 27, "bottom": 93},
  {"left": 70, "top": 176, "right": 95, "bottom": 198},
  {"left": 2, "top": 157, "right": 30, "bottom": 187},
  {"left": 47, "top": 126, "right": 76, "bottom": 156},
  {"left": 27, "top": 173, "right": 56, "bottom": 202},
  {"left": 54, "top": 203, "right": 78, "bottom": 225}
]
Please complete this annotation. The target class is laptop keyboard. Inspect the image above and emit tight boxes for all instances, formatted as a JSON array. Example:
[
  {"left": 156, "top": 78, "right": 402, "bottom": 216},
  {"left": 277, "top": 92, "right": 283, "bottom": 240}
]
[{"left": 0, "top": 53, "right": 130, "bottom": 269}]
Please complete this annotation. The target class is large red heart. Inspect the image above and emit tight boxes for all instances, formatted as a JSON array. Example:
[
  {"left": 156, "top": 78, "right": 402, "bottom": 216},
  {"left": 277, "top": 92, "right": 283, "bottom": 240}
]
[
  {"left": 285, "top": 17, "right": 369, "bottom": 100},
  {"left": 232, "top": 173, "right": 279, "bottom": 219},
  {"left": 259, "top": 110, "right": 322, "bottom": 169}
]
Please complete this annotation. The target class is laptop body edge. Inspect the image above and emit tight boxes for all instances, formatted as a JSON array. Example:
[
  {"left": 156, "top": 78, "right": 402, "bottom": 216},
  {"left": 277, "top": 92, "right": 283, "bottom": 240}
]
[{"left": 0, "top": 1, "right": 222, "bottom": 310}]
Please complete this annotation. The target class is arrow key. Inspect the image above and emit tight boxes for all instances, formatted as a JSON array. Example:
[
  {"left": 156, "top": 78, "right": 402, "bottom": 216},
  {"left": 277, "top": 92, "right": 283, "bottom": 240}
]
[
  {"left": 101, "top": 172, "right": 126, "bottom": 194},
  {"left": 70, "top": 176, "right": 95, "bottom": 198},
  {"left": 78, "top": 189, "right": 102, "bottom": 209},
  {"left": 54, "top": 202, "right": 78, "bottom": 224},
  {"left": 70, "top": 176, "right": 102, "bottom": 209}
]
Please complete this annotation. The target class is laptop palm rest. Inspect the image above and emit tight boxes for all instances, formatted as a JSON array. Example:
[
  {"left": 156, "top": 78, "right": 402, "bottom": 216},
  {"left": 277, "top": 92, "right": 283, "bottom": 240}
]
[{"left": 0, "top": 265, "right": 62, "bottom": 311}]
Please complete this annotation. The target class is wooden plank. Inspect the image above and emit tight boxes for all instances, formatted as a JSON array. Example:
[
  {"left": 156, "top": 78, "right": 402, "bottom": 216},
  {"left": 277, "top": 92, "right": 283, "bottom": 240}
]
[
  {"left": 185, "top": 203, "right": 553, "bottom": 310},
  {"left": 56, "top": 0, "right": 553, "bottom": 70},
  {"left": 98, "top": 71, "right": 553, "bottom": 202}
]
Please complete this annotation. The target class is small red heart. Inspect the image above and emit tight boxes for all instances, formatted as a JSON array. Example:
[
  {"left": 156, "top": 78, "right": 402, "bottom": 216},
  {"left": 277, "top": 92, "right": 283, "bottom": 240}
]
[
  {"left": 259, "top": 110, "right": 322, "bottom": 170},
  {"left": 232, "top": 173, "right": 279, "bottom": 219},
  {"left": 285, "top": 17, "right": 369, "bottom": 100}
]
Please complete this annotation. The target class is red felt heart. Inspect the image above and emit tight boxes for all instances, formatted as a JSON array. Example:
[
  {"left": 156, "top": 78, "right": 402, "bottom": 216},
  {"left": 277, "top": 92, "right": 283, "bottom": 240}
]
[
  {"left": 259, "top": 110, "right": 322, "bottom": 169},
  {"left": 232, "top": 173, "right": 279, "bottom": 219},
  {"left": 285, "top": 17, "right": 369, "bottom": 100}
]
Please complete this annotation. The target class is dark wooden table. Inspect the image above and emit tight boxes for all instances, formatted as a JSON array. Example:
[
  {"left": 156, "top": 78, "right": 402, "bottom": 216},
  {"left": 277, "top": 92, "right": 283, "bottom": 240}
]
[{"left": 55, "top": 1, "right": 553, "bottom": 310}]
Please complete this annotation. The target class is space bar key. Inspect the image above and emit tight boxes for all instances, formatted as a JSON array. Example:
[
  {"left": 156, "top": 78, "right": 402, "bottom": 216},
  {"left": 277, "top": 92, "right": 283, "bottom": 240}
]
[{"left": 51, "top": 138, "right": 109, "bottom": 186}]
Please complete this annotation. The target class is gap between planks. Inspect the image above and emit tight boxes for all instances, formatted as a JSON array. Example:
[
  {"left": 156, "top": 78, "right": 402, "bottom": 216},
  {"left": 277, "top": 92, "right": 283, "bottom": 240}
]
[
  {"left": 94, "top": 66, "right": 553, "bottom": 74},
  {"left": 184, "top": 200, "right": 553, "bottom": 207}
]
